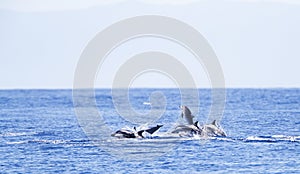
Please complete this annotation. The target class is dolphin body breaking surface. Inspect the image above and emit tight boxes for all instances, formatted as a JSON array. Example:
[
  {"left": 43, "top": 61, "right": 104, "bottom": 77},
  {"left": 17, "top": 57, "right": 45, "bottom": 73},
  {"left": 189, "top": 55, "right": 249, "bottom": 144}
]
[
  {"left": 202, "top": 120, "right": 227, "bottom": 137},
  {"left": 170, "top": 106, "right": 227, "bottom": 137},
  {"left": 171, "top": 120, "right": 227, "bottom": 138},
  {"left": 111, "top": 125, "right": 163, "bottom": 138},
  {"left": 171, "top": 121, "right": 200, "bottom": 135},
  {"left": 180, "top": 105, "right": 194, "bottom": 125}
]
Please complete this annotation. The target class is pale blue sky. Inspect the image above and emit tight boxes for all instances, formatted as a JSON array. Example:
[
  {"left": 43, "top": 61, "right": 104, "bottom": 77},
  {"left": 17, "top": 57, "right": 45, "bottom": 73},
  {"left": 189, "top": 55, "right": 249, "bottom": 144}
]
[{"left": 0, "top": 0, "right": 300, "bottom": 89}]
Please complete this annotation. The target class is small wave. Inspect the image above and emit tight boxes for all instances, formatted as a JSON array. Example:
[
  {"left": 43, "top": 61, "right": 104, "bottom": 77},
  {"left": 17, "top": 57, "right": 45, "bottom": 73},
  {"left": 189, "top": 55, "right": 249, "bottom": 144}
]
[
  {"left": 1, "top": 132, "right": 39, "bottom": 137},
  {"left": 271, "top": 135, "right": 300, "bottom": 141},
  {"left": 5, "top": 140, "right": 66, "bottom": 145},
  {"left": 6, "top": 141, "right": 28, "bottom": 145},
  {"left": 143, "top": 102, "right": 152, "bottom": 105},
  {"left": 28, "top": 139, "right": 67, "bottom": 144},
  {"left": 244, "top": 135, "right": 300, "bottom": 143},
  {"left": 212, "top": 137, "right": 236, "bottom": 142},
  {"left": 245, "top": 136, "right": 276, "bottom": 142},
  {"left": 5, "top": 139, "right": 92, "bottom": 146},
  {"left": 1, "top": 131, "right": 62, "bottom": 138}
]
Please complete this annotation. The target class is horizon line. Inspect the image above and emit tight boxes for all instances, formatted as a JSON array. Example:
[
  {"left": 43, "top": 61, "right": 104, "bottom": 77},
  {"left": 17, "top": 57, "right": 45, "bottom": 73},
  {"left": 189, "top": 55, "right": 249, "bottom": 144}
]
[{"left": 0, "top": 87, "right": 299, "bottom": 90}]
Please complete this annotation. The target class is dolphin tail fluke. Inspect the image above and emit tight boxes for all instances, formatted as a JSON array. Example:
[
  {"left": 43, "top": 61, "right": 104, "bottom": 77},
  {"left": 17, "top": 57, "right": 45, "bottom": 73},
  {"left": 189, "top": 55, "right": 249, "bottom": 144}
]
[{"left": 137, "top": 130, "right": 144, "bottom": 138}]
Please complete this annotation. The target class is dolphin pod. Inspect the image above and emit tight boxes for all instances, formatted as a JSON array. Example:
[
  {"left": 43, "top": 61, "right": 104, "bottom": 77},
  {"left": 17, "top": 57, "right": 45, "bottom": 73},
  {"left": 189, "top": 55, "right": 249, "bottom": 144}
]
[{"left": 111, "top": 106, "right": 226, "bottom": 138}]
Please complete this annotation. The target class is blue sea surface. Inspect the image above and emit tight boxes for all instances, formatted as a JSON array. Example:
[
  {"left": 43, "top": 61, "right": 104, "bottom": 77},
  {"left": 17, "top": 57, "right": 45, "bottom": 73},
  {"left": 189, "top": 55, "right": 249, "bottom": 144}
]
[{"left": 0, "top": 89, "right": 299, "bottom": 173}]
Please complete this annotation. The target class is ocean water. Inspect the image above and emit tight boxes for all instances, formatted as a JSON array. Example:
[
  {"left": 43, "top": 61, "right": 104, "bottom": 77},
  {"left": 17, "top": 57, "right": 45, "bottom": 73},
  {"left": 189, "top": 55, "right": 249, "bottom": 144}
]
[{"left": 0, "top": 88, "right": 299, "bottom": 173}]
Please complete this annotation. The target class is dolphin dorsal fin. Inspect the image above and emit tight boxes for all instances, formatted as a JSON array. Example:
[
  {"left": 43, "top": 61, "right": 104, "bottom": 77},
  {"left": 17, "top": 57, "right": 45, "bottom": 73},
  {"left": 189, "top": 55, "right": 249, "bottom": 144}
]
[
  {"left": 212, "top": 120, "right": 217, "bottom": 126},
  {"left": 193, "top": 121, "right": 199, "bottom": 127},
  {"left": 193, "top": 121, "right": 200, "bottom": 129}
]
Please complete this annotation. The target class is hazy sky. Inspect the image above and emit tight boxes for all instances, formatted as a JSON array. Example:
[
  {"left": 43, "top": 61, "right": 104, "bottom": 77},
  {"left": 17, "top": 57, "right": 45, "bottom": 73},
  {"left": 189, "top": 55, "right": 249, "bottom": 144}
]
[{"left": 1, "top": 0, "right": 300, "bottom": 89}]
